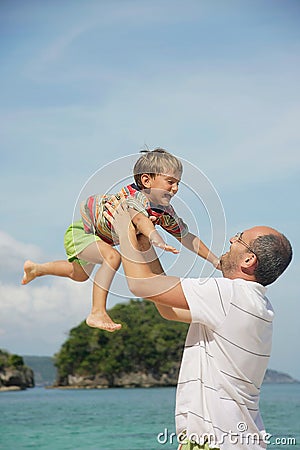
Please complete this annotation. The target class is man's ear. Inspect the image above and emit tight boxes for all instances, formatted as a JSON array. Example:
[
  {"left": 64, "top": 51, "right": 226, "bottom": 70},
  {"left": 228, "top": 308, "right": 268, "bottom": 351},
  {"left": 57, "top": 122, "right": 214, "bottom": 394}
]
[
  {"left": 140, "top": 173, "right": 152, "bottom": 189},
  {"left": 241, "top": 254, "right": 257, "bottom": 273}
]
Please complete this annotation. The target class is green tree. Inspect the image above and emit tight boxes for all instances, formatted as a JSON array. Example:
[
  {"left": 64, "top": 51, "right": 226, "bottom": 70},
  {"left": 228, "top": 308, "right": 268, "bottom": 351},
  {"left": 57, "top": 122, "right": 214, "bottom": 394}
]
[
  {"left": 55, "top": 299, "right": 188, "bottom": 386},
  {"left": 7, "top": 354, "right": 24, "bottom": 368}
]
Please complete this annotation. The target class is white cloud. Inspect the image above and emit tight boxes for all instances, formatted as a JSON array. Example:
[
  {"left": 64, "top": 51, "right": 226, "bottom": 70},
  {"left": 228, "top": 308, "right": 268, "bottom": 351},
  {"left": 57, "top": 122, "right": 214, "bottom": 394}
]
[
  {"left": 0, "top": 278, "right": 91, "bottom": 355},
  {"left": 0, "top": 230, "right": 42, "bottom": 260},
  {"left": 0, "top": 231, "right": 44, "bottom": 282},
  {"left": 0, "top": 230, "right": 90, "bottom": 355}
]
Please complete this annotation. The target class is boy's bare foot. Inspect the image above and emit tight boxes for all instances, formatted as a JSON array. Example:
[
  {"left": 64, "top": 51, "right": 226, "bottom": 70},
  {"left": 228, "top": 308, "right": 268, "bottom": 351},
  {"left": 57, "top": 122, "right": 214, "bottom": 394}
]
[
  {"left": 86, "top": 312, "right": 122, "bottom": 332},
  {"left": 22, "top": 260, "right": 38, "bottom": 285}
]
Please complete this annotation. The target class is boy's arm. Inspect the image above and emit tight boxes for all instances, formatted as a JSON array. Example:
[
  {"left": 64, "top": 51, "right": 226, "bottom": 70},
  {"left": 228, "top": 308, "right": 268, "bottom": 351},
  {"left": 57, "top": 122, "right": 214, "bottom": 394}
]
[
  {"left": 179, "top": 232, "right": 220, "bottom": 268},
  {"left": 130, "top": 209, "right": 179, "bottom": 254}
]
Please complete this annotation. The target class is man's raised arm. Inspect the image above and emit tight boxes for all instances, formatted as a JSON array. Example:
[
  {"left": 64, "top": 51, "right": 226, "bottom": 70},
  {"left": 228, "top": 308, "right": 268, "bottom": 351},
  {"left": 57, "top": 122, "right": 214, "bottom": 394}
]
[{"left": 104, "top": 201, "right": 189, "bottom": 311}]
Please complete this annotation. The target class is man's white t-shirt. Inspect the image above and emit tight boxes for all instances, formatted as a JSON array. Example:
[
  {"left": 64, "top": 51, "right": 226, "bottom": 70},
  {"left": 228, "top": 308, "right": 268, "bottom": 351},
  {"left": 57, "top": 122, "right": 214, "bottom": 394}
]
[{"left": 176, "top": 277, "right": 274, "bottom": 449}]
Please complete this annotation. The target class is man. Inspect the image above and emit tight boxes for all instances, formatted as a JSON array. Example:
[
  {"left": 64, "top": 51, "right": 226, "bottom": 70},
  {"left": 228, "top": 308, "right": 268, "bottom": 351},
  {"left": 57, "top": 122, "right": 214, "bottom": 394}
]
[{"left": 104, "top": 201, "right": 292, "bottom": 450}]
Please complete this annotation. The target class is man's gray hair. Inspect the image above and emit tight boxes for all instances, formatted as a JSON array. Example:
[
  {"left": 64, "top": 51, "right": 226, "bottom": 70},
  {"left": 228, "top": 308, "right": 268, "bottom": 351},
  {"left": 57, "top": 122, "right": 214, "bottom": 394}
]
[{"left": 252, "top": 233, "right": 292, "bottom": 286}]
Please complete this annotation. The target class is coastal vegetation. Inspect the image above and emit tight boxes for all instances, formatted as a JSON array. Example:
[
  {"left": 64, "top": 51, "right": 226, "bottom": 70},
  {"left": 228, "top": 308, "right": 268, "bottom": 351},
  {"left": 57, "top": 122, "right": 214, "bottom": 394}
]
[
  {"left": 54, "top": 299, "right": 188, "bottom": 387},
  {"left": 0, "top": 349, "right": 34, "bottom": 391},
  {"left": 53, "top": 299, "right": 299, "bottom": 388},
  {"left": 2, "top": 300, "right": 298, "bottom": 390}
]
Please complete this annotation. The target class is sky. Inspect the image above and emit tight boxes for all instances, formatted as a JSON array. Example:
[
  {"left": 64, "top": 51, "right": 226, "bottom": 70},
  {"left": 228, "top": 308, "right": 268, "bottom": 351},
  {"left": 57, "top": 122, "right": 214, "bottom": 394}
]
[{"left": 0, "top": 0, "right": 299, "bottom": 379}]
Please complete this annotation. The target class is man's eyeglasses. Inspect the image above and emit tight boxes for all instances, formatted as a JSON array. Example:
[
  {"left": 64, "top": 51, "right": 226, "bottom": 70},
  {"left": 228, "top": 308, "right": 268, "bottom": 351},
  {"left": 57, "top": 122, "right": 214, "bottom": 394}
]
[{"left": 232, "top": 232, "right": 258, "bottom": 259}]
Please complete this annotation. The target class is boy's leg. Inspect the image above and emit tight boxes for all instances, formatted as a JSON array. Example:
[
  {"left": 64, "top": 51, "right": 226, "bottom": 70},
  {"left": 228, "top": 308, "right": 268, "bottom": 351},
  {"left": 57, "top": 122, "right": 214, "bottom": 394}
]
[
  {"left": 22, "top": 259, "right": 93, "bottom": 285},
  {"left": 87, "top": 262, "right": 122, "bottom": 331},
  {"left": 22, "top": 221, "right": 97, "bottom": 285},
  {"left": 77, "top": 241, "right": 121, "bottom": 332}
]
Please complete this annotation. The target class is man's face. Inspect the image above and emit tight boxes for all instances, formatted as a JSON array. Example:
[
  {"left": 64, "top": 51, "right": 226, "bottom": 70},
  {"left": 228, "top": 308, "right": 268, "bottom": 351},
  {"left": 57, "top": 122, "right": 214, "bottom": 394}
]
[
  {"left": 220, "top": 229, "right": 257, "bottom": 278},
  {"left": 220, "top": 226, "right": 283, "bottom": 280},
  {"left": 145, "top": 172, "right": 181, "bottom": 206},
  {"left": 219, "top": 243, "right": 240, "bottom": 277}
]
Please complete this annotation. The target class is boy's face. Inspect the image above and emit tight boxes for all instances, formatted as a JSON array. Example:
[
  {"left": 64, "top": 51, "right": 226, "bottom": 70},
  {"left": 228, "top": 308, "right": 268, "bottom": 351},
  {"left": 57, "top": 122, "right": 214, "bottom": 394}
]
[{"left": 141, "top": 172, "right": 181, "bottom": 206}]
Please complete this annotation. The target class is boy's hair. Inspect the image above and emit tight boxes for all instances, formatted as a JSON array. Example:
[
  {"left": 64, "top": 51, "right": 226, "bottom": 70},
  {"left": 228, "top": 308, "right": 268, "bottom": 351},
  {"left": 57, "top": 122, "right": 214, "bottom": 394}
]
[{"left": 133, "top": 148, "right": 183, "bottom": 189}]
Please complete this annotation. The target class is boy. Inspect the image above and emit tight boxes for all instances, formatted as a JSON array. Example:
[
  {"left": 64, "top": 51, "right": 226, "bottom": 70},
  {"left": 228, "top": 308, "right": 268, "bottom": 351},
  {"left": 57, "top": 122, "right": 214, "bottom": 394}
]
[{"left": 22, "top": 149, "right": 219, "bottom": 332}]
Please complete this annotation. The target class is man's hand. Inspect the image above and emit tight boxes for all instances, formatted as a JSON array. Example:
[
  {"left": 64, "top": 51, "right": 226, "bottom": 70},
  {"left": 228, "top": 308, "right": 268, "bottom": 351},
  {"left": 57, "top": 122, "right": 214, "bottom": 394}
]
[
  {"left": 104, "top": 196, "right": 134, "bottom": 238},
  {"left": 214, "top": 258, "right": 221, "bottom": 270}
]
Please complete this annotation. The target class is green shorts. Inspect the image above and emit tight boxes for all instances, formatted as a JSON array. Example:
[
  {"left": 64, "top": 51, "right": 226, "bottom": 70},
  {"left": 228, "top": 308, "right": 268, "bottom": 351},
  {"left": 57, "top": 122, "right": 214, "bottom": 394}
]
[
  {"left": 64, "top": 220, "right": 101, "bottom": 266},
  {"left": 179, "top": 441, "right": 219, "bottom": 450},
  {"left": 178, "top": 433, "right": 219, "bottom": 450}
]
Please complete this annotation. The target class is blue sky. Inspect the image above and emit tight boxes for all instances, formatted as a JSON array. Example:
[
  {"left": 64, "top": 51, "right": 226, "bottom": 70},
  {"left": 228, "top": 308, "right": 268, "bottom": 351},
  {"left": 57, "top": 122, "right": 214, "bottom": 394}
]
[{"left": 0, "top": 0, "right": 299, "bottom": 379}]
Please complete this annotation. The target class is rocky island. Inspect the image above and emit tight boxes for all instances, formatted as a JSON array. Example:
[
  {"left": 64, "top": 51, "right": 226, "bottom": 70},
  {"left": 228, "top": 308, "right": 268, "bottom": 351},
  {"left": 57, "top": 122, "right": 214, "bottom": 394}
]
[
  {"left": 0, "top": 350, "right": 34, "bottom": 391},
  {"left": 53, "top": 299, "right": 185, "bottom": 388},
  {"left": 52, "top": 300, "right": 299, "bottom": 389},
  {"left": 263, "top": 368, "right": 298, "bottom": 384},
  {"left": 3, "top": 301, "right": 297, "bottom": 391}
]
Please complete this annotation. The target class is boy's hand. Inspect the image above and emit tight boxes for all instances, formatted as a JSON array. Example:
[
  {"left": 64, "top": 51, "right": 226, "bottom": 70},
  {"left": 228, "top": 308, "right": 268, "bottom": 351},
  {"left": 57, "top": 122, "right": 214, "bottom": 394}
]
[
  {"left": 153, "top": 242, "right": 180, "bottom": 254},
  {"left": 213, "top": 257, "right": 221, "bottom": 270},
  {"left": 149, "top": 230, "right": 179, "bottom": 254}
]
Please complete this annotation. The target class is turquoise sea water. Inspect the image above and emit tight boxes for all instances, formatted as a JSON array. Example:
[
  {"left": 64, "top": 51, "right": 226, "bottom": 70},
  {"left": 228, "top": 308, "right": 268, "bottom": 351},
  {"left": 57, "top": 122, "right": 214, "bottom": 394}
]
[{"left": 1, "top": 384, "right": 299, "bottom": 450}]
